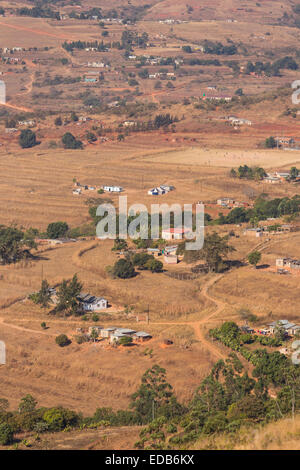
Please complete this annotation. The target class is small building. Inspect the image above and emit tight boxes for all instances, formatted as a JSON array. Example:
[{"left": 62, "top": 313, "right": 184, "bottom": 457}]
[
  {"left": 109, "top": 328, "right": 136, "bottom": 343},
  {"left": 164, "top": 245, "right": 178, "bottom": 254},
  {"left": 123, "top": 121, "right": 136, "bottom": 127},
  {"left": 267, "top": 320, "right": 300, "bottom": 336},
  {"left": 263, "top": 176, "right": 281, "bottom": 184},
  {"left": 164, "top": 254, "right": 178, "bottom": 264},
  {"left": 88, "top": 326, "right": 103, "bottom": 335},
  {"left": 114, "top": 328, "right": 136, "bottom": 335},
  {"left": 132, "top": 331, "right": 152, "bottom": 342},
  {"left": 203, "top": 93, "right": 232, "bottom": 102},
  {"left": 276, "top": 258, "right": 300, "bottom": 271},
  {"left": 217, "top": 198, "right": 235, "bottom": 207},
  {"left": 148, "top": 187, "right": 165, "bottom": 196},
  {"left": 160, "top": 185, "right": 175, "bottom": 192},
  {"left": 110, "top": 332, "right": 127, "bottom": 343},
  {"left": 103, "top": 185, "right": 123, "bottom": 192},
  {"left": 73, "top": 188, "right": 82, "bottom": 195},
  {"left": 78, "top": 293, "right": 108, "bottom": 311},
  {"left": 147, "top": 248, "right": 161, "bottom": 255},
  {"left": 18, "top": 120, "right": 36, "bottom": 127},
  {"left": 240, "top": 325, "right": 254, "bottom": 334},
  {"left": 100, "top": 327, "right": 118, "bottom": 338},
  {"left": 161, "top": 227, "right": 191, "bottom": 241},
  {"left": 243, "top": 228, "right": 263, "bottom": 238}
]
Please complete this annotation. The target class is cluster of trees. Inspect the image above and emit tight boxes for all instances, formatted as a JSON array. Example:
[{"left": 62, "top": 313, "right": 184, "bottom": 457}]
[
  {"left": 177, "top": 232, "right": 235, "bottom": 273},
  {"left": 68, "top": 4, "right": 150, "bottom": 23},
  {"left": 30, "top": 274, "right": 83, "bottom": 317},
  {"left": 33, "top": 74, "right": 81, "bottom": 88},
  {"left": 202, "top": 40, "right": 238, "bottom": 55},
  {"left": 0, "top": 395, "right": 79, "bottom": 445},
  {"left": 186, "top": 58, "right": 221, "bottom": 66},
  {"left": 108, "top": 252, "right": 163, "bottom": 279},
  {"left": 153, "top": 113, "right": 178, "bottom": 129},
  {"left": 121, "top": 30, "right": 148, "bottom": 51},
  {"left": 0, "top": 225, "right": 36, "bottom": 265},
  {"left": 230, "top": 165, "right": 266, "bottom": 180},
  {"left": 217, "top": 195, "right": 300, "bottom": 225},
  {"left": 1, "top": 351, "right": 300, "bottom": 447},
  {"left": 131, "top": 253, "right": 163, "bottom": 273},
  {"left": 62, "top": 40, "right": 109, "bottom": 53},
  {"left": 245, "top": 56, "right": 298, "bottom": 76},
  {"left": 15, "top": 6, "right": 60, "bottom": 19},
  {"left": 209, "top": 322, "right": 299, "bottom": 392}
]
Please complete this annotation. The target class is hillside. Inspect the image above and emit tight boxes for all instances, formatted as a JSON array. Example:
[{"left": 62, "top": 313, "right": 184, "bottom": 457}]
[{"left": 192, "top": 415, "right": 300, "bottom": 450}]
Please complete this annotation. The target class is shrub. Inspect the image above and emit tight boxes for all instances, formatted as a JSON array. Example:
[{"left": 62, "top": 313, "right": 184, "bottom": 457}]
[
  {"left": 55, "top": 334, "right": 71, "bottom": 347},
  {"left": 19, "top": 129, "right": 37, "bottom": 148},
  {"left": 46, "top": 221, "right": 69, "bottom": 239},
  {"left": 62, "top": 132, "right": 83, "bottom": 149},
  {"left": 112, "top": 259, "right": 135, "bottom": 279},
  {"left": 0, "top": 423, "right": 14, "bottom": 445},
  {"left": 118, "top": 336, "right": 133, "bottom": 346}
]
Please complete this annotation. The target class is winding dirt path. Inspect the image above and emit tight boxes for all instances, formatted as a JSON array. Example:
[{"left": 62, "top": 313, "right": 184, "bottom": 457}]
[{"left": 0, "top": 236, "right": 278, "bottom": 360}]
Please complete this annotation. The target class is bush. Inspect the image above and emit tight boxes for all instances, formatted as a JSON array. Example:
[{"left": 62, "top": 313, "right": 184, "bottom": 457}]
[
  {"left": 0, "top": 423, "right": 14, "bottom": 445},
  {"left": 112, "top": 259, "right": 135, "bottom": 279},
  {"left": 118, "top": 335, "right": 133, "bottom": 346},
  {"left": 19, "top": 129, "right": 37, "bottom": 148},
  {"left": 55, "top": 334, "right": 71, "bottom": 347},
  {"left": 62, "top": 132, "right": 83, "bottom": 149},
  {"left": 46, "top": 221, "right": 69, "bottom": 239},
  {"left": 43, "top": 408, "right": 78, "bottom": 431},
  {"left": 145, "top": 259, "right": 163, "bottom": 273}
]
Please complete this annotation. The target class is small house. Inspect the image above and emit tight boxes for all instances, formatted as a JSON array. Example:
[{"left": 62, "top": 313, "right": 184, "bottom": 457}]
[
  {"left": 88, "top": 326, "right": 103, "bottom": 335},
  {"left": 73, "top": 188, "right": 82, "bottom": 195},
  {"left": 133, "top": 331, "right": 152, "bottom": 342},
  {"left": 100, "top": 327, "right": 118, "bottom": 338},
  {"left": 162, "top": 227, "right": 191, "bottom": 241},
  {"left": 103, "top": 185, "right": 123, "bottom": 192},
  {"left": 78, "top": 293, "right": 108, "bottom": 311},
  {"left": 164, "top": 254, "right": 178, "bottom": 264}
]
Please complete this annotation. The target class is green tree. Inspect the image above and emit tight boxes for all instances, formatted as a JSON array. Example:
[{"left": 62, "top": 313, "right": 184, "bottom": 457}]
[
  {"left": 19, "top": 129, "right": 37, "bottom": 148},
  {"left": 55, "top": 334, "right": 71, "bottom": 347},
  {"left": 18, "top": 394, "right": 37, "bottom": 413},
  {"left": 274, "top": 322, "right": 286, "bottom": 342},
  {"left": 55, "top": 274, "right": 83, "bottom": 316},
  {"left": 130, "top": 365, "right": 177, "bottom": 423},
  {"left": 265, "top": 136, "right": 276, "bottom": 148},
  {"left": 290, "top": 167, "right": 299, "bottom": 180},
  {"left": 248, "top": 251, "right": 261, "bottom": 269},
  {"left": 70, "top": 111, "right": 78, "bottom": 122},
  {"left": 0, "top": 225, "right": 36, "bottom": 264},
  {"left": 46, "top": 221, "right": 69, "bottom": 239},
  {"left": 199, "top": 232, "right": 235, "bottom": 272},
  {"left": 90, "top": 328, "right": 99, "bottom": 342},
  {"left": 112, "top": 259, "right": 135, "bottom": 279},
  {"left": 145, "top": 259, "right": 163, "bottom": 273},
  {"left": 62, "top": 132, "right": 83, "bottom": 149},
  {"left": 54, "top": 116, "right": 62, "bottom": 126},
  {"left": 33, "top": 279, "right": 52, "bottom": 308},
  {"left": 0, "top": 423, "right": 13, "bottom": 445}
]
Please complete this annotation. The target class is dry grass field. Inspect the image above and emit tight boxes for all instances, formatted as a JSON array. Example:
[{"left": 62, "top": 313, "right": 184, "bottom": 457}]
[{"left": 0, "top": 142, "right": 299, "bottom": 229}]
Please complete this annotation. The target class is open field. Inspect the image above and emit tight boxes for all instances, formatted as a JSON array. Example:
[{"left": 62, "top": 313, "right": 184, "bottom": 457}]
[{"left": 1, "top": 142, "right": 300, "bottom": 230}]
